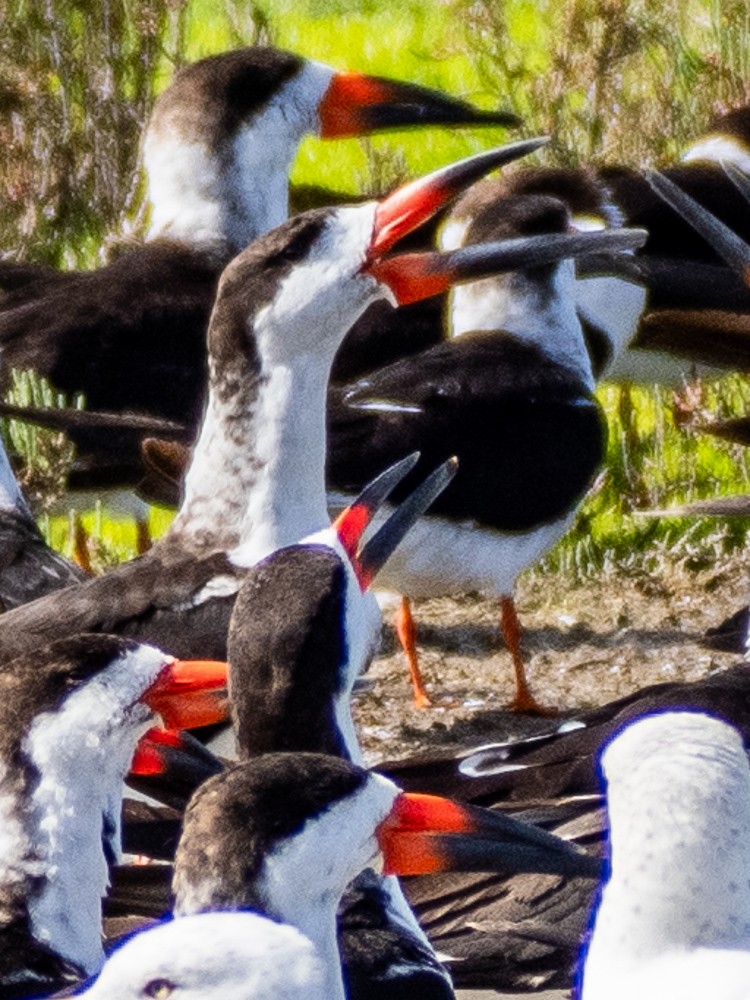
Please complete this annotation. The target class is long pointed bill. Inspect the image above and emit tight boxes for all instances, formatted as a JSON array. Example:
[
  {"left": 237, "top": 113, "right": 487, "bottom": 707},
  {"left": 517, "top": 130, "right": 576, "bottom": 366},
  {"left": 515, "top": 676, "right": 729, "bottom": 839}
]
[
  {"left": 368, "top": 138, "right": 549, "bottom": 260},
  {"left": 0, "top": 401, "right": 186, "bottom": 436},
  {"left": 141, "top": 659, "right": 229, "bottom": 730},
  {"left": 333, "top": 452, "right": 420, "bottom": 560},
  {"left": 377, "top": 792, "right": 602, "bottom": 879},
  {"left": 646, "top": 170, "right": 750, "bottom": 282},
  {"left": 372, "top": 227, "right": 648, "bottom": 306},
  {"left": 319, "top": 72, "right": 520, "bottom": 139},
  {"left": 355, "top": 457, "right": 458, "bottom": 590}
]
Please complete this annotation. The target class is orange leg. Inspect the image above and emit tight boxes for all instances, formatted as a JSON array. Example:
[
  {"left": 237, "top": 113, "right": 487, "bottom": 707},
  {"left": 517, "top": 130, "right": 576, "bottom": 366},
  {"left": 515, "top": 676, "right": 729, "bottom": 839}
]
[
  {"left": 500, "top": 595, "right": 555, "bottom": 715},
  {"left": 71, "top": 514, "right": 93, "bottom": 575},
  {"left": 136, "top": 517, "right": 152, "bottom": 555},
  {"left": 395, "top": 596, "right": 432, "bottom": 709}
]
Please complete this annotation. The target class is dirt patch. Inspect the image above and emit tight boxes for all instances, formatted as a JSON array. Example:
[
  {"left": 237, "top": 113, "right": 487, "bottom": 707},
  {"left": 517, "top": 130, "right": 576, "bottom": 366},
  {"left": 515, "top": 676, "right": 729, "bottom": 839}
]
[{"left": 353, "top": 554, "right": 748, "bottom": 765}]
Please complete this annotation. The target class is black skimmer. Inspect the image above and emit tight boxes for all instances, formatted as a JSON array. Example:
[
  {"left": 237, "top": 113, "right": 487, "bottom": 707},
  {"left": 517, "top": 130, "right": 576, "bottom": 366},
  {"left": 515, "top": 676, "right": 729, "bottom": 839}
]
[
  {"left": 0, "top": 48, "right": 519, "bottom": 483},
  {"left": 0, "top": 427, "right": 84, "bottom": 610},
  {"left": 439, "top": 167, "right": 750, "bottom": 388},
  {"left": 0, "top": 139, "right": 558, "bottom": 664},
  {"left": 0, "top": 633, "right": 227, "bottom": 996},
  {"left": 227, "top": 457, "right": 462, "bottom": 999},
  {"left": 100, "top": 461, "right": 466, "bottom": 998},
  {"left": 171, "top": 753, "right": 599, "bottom": 1000},
  {"left": 105, "top": 458, "right": 595, "bottom": 999},
  {"left": 579, "top": 711, "right": 750, "bottom": 1000},
  {"left": 327, "top": 199, "right": 646, "bottom": 711},
  {"left": 76, "top": 910, "right": 327, "bottom": 1000}
]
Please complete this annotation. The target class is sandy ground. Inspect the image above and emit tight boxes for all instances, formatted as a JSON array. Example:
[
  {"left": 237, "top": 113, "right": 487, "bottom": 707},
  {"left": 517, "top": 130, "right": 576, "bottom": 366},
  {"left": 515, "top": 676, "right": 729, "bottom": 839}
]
[{"left": 353, "top": 553, "right": 747, "bottom": 765}]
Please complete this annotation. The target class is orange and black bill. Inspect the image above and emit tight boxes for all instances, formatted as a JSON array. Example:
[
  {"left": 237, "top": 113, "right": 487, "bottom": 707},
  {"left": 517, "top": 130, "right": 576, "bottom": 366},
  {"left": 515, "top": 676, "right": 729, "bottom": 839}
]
[
  {"left": 377, "top": 792, "right": 602, "bottom": 879},
  {"left": 646, "top": 170, "right": 750, "bottom": 283},
  {"left": 319, "top": 71, "right": 520, "bottom": 139},
  {"left": 129, "top": 726, "right": 223, "bottom": 812},
  {"left": 372, "top": 226, "right": 648, "bottom": 306},
  {"left": 368, "top": 138, "right": 549, "bottom": 261},
  {"left": 334, "top": 455, "right": 458, "bottom": 590},
  {"left": 334, "top": 452, "right": 420, "bottom": 561},
  {"left": 140, "top": 658, "right": 229, "bottom": 730},
  {"left": 354, "top": 457, "right": 458, "bottom": 590}
]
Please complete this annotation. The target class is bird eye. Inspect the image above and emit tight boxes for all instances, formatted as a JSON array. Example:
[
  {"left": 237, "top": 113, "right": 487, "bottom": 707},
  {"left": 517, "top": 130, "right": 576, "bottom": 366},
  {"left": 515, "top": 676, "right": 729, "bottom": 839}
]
[{"left": 143, "top": 980, "right": 175, "bottom": 999}]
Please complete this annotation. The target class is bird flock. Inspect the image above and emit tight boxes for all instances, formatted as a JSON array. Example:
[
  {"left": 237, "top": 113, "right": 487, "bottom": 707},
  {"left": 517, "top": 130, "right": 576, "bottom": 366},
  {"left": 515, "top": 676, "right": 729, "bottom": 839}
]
[{"left": 1, "top": 40, "right": 750, "bottom": 1000}]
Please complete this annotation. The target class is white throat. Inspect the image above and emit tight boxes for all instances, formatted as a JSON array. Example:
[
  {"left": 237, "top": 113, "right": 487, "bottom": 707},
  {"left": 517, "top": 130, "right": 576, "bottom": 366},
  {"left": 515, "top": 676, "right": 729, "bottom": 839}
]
[
  {"left": 256, "top": 777, "right": 397, "bottom": 1000},
  {"left": 229, "top": 356, "right": 331, "bottom": 568},
  {"left": 449, "top": 260, "right": 594, "bottom": 388},
  {"left": 582, "top": 712, "right": 750, "bottom": 999},
  {"left": 173, "top": 201, "right": 382, "bottom": 563},
  {"left": 145, "top": 61, "right": 334, "bottom": 254}
]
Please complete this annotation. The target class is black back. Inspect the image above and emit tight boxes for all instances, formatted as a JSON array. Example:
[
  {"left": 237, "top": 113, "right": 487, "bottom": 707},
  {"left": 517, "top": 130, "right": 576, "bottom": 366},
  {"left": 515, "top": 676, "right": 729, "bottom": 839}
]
[
  {"left": 229, "top": 545, "right": 350, "bottom": 759},
  {"left": 376, "top": 665, "right": 750, "bottom": 991},
  {"left": 328, "top": 332, "right": 605, "bottom": 532}
]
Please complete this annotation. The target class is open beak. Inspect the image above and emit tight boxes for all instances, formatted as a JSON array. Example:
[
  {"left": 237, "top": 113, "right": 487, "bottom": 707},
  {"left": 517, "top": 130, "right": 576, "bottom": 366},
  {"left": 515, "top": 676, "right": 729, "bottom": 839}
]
[
  {"left": 140, "top": 658, "right": 229, "bottom": 730},
  {"left": 367, "top": 138, "right": 549, "bottom": 263},
  {"left": 319, "top": 71, "right": 520, "bottom": 139},
  {"left": 646, "top": 170, "right": 750, "bottom": 282},
  {"left": 334, "top": 456, "right": 458, "bottom": 590},
  {"left": 333, "top": 452, "right": 420, "bottom": 562},
  {"left": 377, "top": 792, "right": 602, "bottom": 879},
  {"left": 355, "top": 458, "right": 458, "bottom": 589},
  {"left": 371, "top": 226, "right": 648, "bottom": 306}
]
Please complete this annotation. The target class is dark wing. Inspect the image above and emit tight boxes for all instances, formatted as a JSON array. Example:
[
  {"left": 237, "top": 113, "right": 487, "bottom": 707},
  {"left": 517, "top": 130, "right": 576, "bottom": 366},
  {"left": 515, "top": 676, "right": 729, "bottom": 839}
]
[
  {"left": 0, "top": 242, "right": 219, "bottom": 430},
  {"left": 106, "top": 862, "right": 172, "bottom": 923},
  {"left": 601, "top": 163, "right": 750, "bottom": 263},
  {"left": 383, "top": 664, "right": 750, "bottom": 804},
  {"left": 0, "top": 925, "right": 82, "bottom": 999},
  {"left": 0, "top": 538, "right": 239, "bottom": 663},
  {"left": 327, "top": 332, "right": 605, "bottom": 532},
  {"left": 340, "top": 871, "right": 454, "bottom": 1000},
  {"left": 635, "top": 308, "right": 750, "bottom": 370},
  {"left": 0, "top": 258, "right": 69, "bottom": 291},
  {"left": 389, "top": 665, "right": 750, "bottom": 992},
  {"left": 0, "top": 509, "right": 85, "bottom": 612},
  {"left": 626, "top": 256, "right": 750, "bottom": 311}
]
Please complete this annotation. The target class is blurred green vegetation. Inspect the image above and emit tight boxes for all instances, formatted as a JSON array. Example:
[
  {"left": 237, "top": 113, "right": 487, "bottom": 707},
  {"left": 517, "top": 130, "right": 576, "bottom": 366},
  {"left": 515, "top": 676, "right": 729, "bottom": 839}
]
[{"left": 2, "top": 0, "right": 750, "bottom": 576}]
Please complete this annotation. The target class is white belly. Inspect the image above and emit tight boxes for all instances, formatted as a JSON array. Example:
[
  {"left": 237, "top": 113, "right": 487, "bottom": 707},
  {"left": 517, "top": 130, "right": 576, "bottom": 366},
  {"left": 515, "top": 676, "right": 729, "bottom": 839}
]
[{"left": 330, "top": 493, "right": 573, "bottom": 598}]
